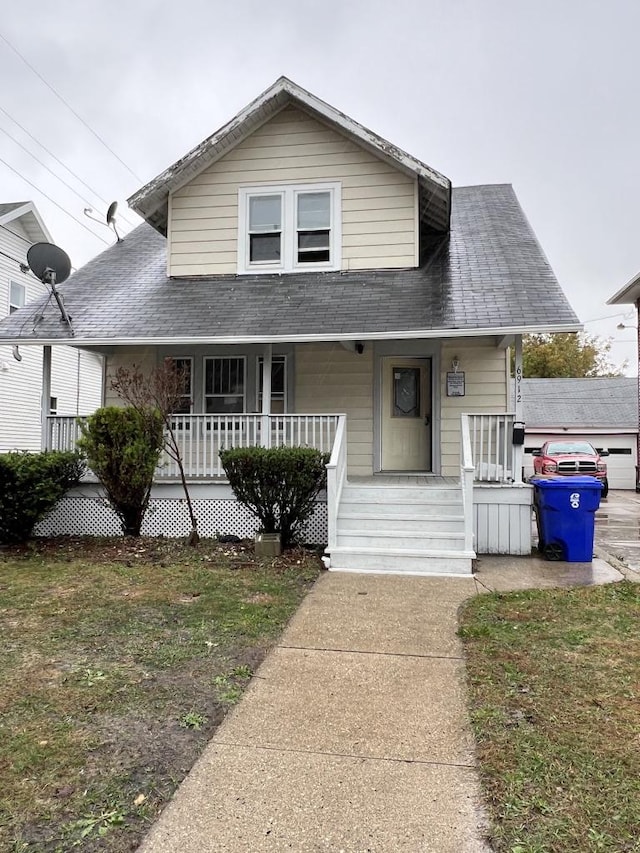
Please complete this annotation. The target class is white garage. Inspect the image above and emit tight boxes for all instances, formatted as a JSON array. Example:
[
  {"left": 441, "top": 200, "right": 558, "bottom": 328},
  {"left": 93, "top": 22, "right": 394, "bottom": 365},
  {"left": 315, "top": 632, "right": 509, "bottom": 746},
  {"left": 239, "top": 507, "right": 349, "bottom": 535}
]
[{"left": 519, "top": 378, "right": 638, "bottom": 491}]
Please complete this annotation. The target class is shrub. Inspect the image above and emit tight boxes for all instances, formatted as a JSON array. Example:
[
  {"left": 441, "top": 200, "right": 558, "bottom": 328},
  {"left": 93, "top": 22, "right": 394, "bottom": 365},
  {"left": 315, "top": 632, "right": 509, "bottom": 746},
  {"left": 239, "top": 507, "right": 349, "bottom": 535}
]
[
  {"left": 0, "top": 451, "right": 85, "bottom": 544},
  {"left": 77, "top": 406, "right": 164, "bottom": 537},
  {"left": 219, "top": 446, "right": 328, "bottom": 548}
]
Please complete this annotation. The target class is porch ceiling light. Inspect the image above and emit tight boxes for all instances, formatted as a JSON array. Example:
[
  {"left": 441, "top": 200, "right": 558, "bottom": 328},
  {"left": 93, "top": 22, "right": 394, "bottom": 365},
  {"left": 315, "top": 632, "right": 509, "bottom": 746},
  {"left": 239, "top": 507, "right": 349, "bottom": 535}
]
[{"left": 451, "top": 357, "right": 460, "bottom": 373}]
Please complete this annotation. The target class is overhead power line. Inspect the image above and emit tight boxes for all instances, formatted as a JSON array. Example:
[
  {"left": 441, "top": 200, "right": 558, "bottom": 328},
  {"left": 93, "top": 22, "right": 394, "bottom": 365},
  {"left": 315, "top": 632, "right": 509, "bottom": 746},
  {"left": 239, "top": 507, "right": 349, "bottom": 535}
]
[
  {"left": 0, "top": 154, "right": 110, "bottom": 246},
  {"left": 0, "top": 29, "right": 143, "bottom": 184},
  {"left": 0, "top": 123, "right": 101, "bottom": 211},
  {"left": 0, "top": 103, "right": 138, "bottom": 228}
]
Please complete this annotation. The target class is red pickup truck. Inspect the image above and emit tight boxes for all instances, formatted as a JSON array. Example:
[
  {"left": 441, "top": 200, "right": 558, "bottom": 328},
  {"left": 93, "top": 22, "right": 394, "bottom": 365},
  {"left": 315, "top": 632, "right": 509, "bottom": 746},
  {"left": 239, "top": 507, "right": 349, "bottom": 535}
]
[{"left": 532, "top": 440, "right": 609, "bottom": 497}]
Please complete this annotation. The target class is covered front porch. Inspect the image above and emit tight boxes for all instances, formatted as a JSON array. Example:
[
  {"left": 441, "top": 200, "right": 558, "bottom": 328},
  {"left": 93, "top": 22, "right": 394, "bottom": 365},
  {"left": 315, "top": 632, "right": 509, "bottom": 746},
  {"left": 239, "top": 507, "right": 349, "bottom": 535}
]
[{"left": 42, "top": 405, "right": 532, "bottom": 571}]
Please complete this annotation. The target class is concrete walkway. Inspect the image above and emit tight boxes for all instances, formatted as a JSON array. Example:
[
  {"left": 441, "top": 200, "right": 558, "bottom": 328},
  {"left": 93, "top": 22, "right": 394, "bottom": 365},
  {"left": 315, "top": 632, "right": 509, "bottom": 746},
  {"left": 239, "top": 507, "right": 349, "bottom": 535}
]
[{"left": 138, "top": 556, "right": 625, "bottom": 853}]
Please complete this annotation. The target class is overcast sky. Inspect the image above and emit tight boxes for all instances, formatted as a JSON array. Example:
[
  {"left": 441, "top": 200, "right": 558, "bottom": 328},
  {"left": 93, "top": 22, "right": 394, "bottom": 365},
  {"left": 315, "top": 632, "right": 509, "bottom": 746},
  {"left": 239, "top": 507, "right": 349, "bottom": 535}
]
[{"left": 2, "top": 0, "right": 639, "bottom": 371}]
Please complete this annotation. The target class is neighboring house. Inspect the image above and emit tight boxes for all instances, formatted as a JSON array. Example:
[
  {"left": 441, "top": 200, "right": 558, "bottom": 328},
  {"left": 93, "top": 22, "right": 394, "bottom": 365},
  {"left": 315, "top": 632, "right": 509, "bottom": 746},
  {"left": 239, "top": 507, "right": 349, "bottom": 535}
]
[
  {"left": 0, "top": 78, "right": 581, "bottom": 574},
  {"left": 0, "top": 202, "right": 103, "bottom": 452},
  {"left": 516, "top": 378, "right": 638, "bottom": 489}
]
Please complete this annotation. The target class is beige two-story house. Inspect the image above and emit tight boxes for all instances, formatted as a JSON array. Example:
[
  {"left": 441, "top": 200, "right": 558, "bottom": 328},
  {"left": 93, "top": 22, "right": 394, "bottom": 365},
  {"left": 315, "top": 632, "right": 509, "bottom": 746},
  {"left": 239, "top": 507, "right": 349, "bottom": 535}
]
[{"left": 0, "top": 78, "right": 580, "bottom": 574}]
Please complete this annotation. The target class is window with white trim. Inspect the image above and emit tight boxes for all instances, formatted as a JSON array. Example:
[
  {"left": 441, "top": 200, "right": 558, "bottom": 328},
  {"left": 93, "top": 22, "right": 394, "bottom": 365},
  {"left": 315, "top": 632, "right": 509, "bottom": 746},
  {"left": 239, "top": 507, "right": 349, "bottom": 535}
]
[
  {"left": 204, "top": 357, "right": 246, "bottom": 414},
  {"left": 9, "top": 281, "right": 25, "bottom": 314},
  {"left": 165, "top": 357, "right": 193, "bottom": 414},
  {"left": 257, "top": 355, "right": 287, "bottom": 414},
  {"left": 238, "top": 183, "right": 341, "bottom": 273}
]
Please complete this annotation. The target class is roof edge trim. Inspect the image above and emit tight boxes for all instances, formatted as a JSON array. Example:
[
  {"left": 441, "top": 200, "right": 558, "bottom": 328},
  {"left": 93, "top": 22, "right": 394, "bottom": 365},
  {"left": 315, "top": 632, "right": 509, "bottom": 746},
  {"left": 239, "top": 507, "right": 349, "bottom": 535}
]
[{"left": 0, "top": 322, "right": 583, "bottom": 348}]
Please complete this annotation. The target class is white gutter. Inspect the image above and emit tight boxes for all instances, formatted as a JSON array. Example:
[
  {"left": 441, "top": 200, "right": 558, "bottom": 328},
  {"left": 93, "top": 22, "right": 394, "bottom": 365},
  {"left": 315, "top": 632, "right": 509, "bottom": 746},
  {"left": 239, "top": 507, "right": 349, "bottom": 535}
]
[{"left": 0, "top": 322, "right": 582, "bottom": 348}]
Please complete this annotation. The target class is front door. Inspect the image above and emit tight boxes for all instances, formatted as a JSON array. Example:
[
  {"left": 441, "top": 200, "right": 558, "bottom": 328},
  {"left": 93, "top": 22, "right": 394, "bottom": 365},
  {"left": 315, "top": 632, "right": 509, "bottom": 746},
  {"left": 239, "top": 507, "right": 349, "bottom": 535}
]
[{"left": 381, "top": 357, "right": 431, "bottom": 471}]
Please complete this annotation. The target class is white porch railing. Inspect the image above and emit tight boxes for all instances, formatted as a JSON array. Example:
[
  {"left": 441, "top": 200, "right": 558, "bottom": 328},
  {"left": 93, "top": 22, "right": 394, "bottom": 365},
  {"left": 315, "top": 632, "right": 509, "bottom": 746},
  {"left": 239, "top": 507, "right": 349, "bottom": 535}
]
[
  {"left": 459, "top": 414, "right": 476, "bottom": 554},
  {"left": 46, "top": 414, "right": 341, "bottom": 480},
  {"left": 46, "top": 416, "right": 85, "bottom": 453},
  {"left": 461, "top": 413, "right": 520, "bottom": 483},
  {"left": 325, "top": 415, "right": 348, "bottom": 550}
]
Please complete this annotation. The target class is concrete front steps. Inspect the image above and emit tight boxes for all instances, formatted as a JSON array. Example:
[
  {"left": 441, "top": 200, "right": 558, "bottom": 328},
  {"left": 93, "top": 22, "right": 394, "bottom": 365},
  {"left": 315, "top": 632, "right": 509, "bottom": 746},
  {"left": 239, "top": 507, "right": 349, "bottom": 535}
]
[{"left": 327, "top": 481, "right": 475, "bottom": 576}]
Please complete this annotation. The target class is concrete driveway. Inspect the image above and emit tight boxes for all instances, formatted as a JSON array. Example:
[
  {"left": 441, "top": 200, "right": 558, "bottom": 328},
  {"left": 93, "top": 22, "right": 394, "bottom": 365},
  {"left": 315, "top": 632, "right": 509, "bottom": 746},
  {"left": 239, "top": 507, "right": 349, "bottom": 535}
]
[{"left": 595, "top": 489, "right": 640, "bottom": 578}]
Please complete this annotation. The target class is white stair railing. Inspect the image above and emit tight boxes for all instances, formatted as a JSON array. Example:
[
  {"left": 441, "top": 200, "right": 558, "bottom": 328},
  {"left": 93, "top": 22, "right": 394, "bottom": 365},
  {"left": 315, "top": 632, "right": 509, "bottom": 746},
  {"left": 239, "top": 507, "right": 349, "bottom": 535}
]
[
  {"left": 325, "top": 415, "right": 348, "bottom": 551},
  {"left": 460, "top": 414, "right": 476, "bottom": 554}
]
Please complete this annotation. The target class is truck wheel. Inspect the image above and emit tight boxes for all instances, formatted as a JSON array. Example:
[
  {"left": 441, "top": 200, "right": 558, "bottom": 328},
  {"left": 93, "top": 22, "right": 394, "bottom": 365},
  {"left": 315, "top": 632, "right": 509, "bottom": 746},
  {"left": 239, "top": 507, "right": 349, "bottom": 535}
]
[{"left": 602, "top": 479, "right": 609, "bottom": 499}]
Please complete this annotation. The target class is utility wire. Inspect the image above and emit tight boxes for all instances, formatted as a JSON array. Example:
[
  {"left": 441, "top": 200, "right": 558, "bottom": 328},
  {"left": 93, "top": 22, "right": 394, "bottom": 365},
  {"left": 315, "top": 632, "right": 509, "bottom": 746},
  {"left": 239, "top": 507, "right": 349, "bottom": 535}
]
[
  {"left": 0, "top": 103, "right": 138, "bottom": 228},
  {"left": 0, "top": 247, "right": 26, "bottom": 266},
  {"left": 0, "top": 154, "right": 110, "bottom": 245},
  {"left": 0, "top": 123, "right": 100, "bottom": 211},
  {"left": 0, "top": 29, "right": 143, "bottom": 183}
]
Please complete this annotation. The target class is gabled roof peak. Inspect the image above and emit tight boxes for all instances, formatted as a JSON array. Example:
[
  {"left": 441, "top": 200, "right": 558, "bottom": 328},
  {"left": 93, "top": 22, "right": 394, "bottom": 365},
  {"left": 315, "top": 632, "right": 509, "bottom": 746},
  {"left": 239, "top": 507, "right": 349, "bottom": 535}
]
[{"left": 128, "top": 76, "right": 451, "bottom": 236}]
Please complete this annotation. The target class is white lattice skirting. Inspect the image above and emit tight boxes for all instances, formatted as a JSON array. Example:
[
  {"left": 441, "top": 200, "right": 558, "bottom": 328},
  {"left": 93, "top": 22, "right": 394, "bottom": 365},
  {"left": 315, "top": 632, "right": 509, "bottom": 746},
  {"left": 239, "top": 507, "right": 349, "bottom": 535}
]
[{"left": 35, "top": 483, "right": 328, "bottom": 545}]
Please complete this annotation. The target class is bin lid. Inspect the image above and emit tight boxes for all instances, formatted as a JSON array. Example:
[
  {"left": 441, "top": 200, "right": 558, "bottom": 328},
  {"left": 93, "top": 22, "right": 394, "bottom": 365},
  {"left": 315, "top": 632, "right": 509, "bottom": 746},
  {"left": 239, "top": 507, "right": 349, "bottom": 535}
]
[{"left": 529, "top": 475, "right": 603, "bottom": 489}]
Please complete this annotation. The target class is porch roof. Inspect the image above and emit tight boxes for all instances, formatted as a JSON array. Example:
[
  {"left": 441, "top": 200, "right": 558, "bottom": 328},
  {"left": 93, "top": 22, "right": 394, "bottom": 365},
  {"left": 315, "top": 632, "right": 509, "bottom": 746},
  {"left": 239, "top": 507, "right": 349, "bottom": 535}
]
[{"left": 0, "top": 184, "right": 580, "bottom": 347}]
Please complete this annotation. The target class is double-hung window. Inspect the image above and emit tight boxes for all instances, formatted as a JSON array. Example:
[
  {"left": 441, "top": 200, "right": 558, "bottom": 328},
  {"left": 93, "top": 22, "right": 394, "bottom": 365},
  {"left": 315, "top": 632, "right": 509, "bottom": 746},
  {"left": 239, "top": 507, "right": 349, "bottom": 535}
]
[
  {"left": 204, "top": 357, "right": 246, "bottom": 414},
  {"left": 166, "top": 357, "right": 193, "bottom": 430},
  {"left": 9, "top": 281, "right": 25, "bottom": 314},
  {"left": 239, "top": 183, "right": 341, "bottom": 273}
]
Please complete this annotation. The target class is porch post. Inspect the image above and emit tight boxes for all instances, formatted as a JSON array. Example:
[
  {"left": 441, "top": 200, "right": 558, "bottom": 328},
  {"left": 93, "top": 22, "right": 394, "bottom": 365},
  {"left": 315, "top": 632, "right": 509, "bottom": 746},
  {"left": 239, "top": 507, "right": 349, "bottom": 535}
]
[
  {"left": 513, "top": 334, "right": 524, "bottom": 483},
  {"left": 261, "top": 344, "right": 272, "bottom": 449},
  {"left": 41, "top": 345, "right": 52, "bottom": 450}
]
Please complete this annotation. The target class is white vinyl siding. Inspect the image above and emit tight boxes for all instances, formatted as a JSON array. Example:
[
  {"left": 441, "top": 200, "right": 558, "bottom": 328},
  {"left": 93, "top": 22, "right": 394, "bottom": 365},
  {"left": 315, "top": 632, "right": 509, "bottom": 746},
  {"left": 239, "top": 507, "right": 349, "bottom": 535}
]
[
  {"left": 440, "top": 339, "right": 509, "bottom": 477},
  {"left": 294, "top": 342, "right": 374, "bottom": 476},
  {"left": 169, "top": 105, "right": 417, "bottom": 276},
  {"left": 0, "top": 219, "right": 103, "bottom": 451}
]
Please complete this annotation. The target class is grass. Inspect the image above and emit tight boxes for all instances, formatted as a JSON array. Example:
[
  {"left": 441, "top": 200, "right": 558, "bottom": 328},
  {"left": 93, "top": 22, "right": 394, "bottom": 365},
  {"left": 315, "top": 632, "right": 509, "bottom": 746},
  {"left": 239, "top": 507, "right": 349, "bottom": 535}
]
[
  {"left": 0, "top": 536, "right": 321, "bottom": 852},
  {"left": 459, "top": 581, "right": 640, "bottom": 853}
]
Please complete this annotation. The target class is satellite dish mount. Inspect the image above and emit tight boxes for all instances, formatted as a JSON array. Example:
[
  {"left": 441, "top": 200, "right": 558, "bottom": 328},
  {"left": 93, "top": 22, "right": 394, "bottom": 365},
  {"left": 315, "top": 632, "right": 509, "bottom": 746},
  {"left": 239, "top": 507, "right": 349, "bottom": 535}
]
[{"left": 26, "top": 243, "right": 74, "bottom": 336}]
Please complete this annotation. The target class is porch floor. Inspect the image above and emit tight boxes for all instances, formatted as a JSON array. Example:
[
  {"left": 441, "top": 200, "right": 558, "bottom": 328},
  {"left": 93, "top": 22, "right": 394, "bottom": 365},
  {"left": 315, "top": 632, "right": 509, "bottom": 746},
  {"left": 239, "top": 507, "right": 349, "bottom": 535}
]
[{"left": 350, "top": 475, "right": 460, "bottom": 486}]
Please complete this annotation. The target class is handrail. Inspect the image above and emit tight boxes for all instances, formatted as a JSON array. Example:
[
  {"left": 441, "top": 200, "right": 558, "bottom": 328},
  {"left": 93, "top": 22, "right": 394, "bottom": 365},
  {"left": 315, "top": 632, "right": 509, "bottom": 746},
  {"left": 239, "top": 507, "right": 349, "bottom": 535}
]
[
  {"left": 460, "top": 414, "right": 476, "bottom": 554},
  {"left": 325, "top": 414, "right": 348, "bottom": 551}
]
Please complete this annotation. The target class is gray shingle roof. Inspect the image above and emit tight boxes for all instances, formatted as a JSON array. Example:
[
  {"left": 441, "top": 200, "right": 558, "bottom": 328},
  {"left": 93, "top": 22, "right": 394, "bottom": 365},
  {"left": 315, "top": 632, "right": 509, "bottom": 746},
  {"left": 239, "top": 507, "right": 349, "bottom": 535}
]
[
  {"left": 519, "top": 378, "right": 638, "bottom": 429},
  {"left": 0, "top": 184, "right": 580, "bottom": 345},
  {"left": 0, "top": 202, "right": 28, "bottom": 217}
]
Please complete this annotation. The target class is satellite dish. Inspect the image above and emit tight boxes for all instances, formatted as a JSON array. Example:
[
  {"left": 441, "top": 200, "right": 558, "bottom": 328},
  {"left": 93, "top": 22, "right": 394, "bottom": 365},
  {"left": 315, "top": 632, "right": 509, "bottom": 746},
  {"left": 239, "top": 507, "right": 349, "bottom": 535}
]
[
  {"left": 27, "top": 242, "right": 71, "bottom": 285},
  {"left": 106, "top": 201, "right": 118, "bottom": 225},
  {"left": 26, "top": 242, "right": 74, "bottom": 336}
]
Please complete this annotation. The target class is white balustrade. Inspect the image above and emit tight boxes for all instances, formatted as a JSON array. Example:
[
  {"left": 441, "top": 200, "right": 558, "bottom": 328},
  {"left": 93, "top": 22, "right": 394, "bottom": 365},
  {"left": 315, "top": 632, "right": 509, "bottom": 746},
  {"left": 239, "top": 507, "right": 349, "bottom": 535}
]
[
  {"left": 461, "top": 412, "right": 519, "bottom": 483},
  {"left": 46, "top": 413, "right": 341, "bottom": 480}
]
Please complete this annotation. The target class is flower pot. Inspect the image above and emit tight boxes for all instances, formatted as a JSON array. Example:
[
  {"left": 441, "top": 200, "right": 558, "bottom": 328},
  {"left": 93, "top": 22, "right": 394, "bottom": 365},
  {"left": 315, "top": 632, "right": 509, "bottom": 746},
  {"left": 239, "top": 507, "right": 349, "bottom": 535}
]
[{"left": 254, "top": 532, "right": 281, "bottom": 558}]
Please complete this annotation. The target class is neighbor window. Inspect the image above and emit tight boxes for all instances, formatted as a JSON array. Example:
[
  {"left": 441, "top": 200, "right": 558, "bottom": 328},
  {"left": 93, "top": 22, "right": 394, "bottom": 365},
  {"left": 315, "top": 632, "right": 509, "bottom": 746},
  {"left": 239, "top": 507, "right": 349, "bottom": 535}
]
[
  {"left": 204, "top": 357, "right": 245, "bottom": 414},
  {"left": 257, "top": 355, "right": 287, "bottom": 413},
  {"left": 239, "top": 183, "right": 341, "bottom": 273},
  {"left": 9, "top": 281, "right": 25, "bottom": 314}
]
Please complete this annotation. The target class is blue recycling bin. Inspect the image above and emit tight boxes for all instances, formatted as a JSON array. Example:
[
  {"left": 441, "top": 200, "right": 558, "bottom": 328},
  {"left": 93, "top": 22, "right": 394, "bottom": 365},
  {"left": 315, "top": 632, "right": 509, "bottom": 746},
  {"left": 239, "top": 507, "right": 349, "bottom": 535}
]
[{"left": 530, "top": 475, "right": 603, "bottom": 562}]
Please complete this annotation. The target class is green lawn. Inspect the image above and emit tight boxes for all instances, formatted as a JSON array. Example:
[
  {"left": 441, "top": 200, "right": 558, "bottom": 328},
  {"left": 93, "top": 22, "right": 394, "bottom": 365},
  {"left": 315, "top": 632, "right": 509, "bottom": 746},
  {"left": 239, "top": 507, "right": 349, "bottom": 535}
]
[
  {"left": 0, "top": 537, "right": 321, "bottom": 852},
  {"left": 459, "top": 581, "right": 640, "bottom": 853}
]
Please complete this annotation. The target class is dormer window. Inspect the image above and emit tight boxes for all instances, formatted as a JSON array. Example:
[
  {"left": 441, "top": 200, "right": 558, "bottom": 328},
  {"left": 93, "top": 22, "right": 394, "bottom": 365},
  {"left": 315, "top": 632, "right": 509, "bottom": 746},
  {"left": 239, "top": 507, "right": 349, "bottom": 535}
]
[{"left": 239, "top": 182, "right": 341, "bottom": 274}]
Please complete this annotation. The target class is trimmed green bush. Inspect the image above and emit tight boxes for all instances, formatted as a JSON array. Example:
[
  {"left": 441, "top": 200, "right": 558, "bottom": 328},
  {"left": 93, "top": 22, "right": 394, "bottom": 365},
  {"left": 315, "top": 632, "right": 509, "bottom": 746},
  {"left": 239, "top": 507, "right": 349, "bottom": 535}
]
[
  {"left": 219, "top": 446, "right": 329, "bottom": 548},
  {"left": 0, "top": 451, "right": 85, "bottom": 544},
  {"left": 77, "top": 406, "right": 164, "bottom": 537}
]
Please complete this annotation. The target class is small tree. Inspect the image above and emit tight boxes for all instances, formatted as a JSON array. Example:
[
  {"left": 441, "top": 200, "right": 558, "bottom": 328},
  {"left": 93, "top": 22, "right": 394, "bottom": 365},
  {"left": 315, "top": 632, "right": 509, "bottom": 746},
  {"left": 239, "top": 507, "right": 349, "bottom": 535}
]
[
  {"left": 0, "top": 451, "right": 85, "bottom": 544},
  {"left": 219, "top": 446, "right": 329, "bottom": 549},
  {"left": 110, "top": 361, "right": 200, "bottom": 545},
  {"left": 77, "top": 406, "right": 164, "bottom": 537},
  {"left": 517, "top": 333, "right": 626, "bottom": 378}
]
